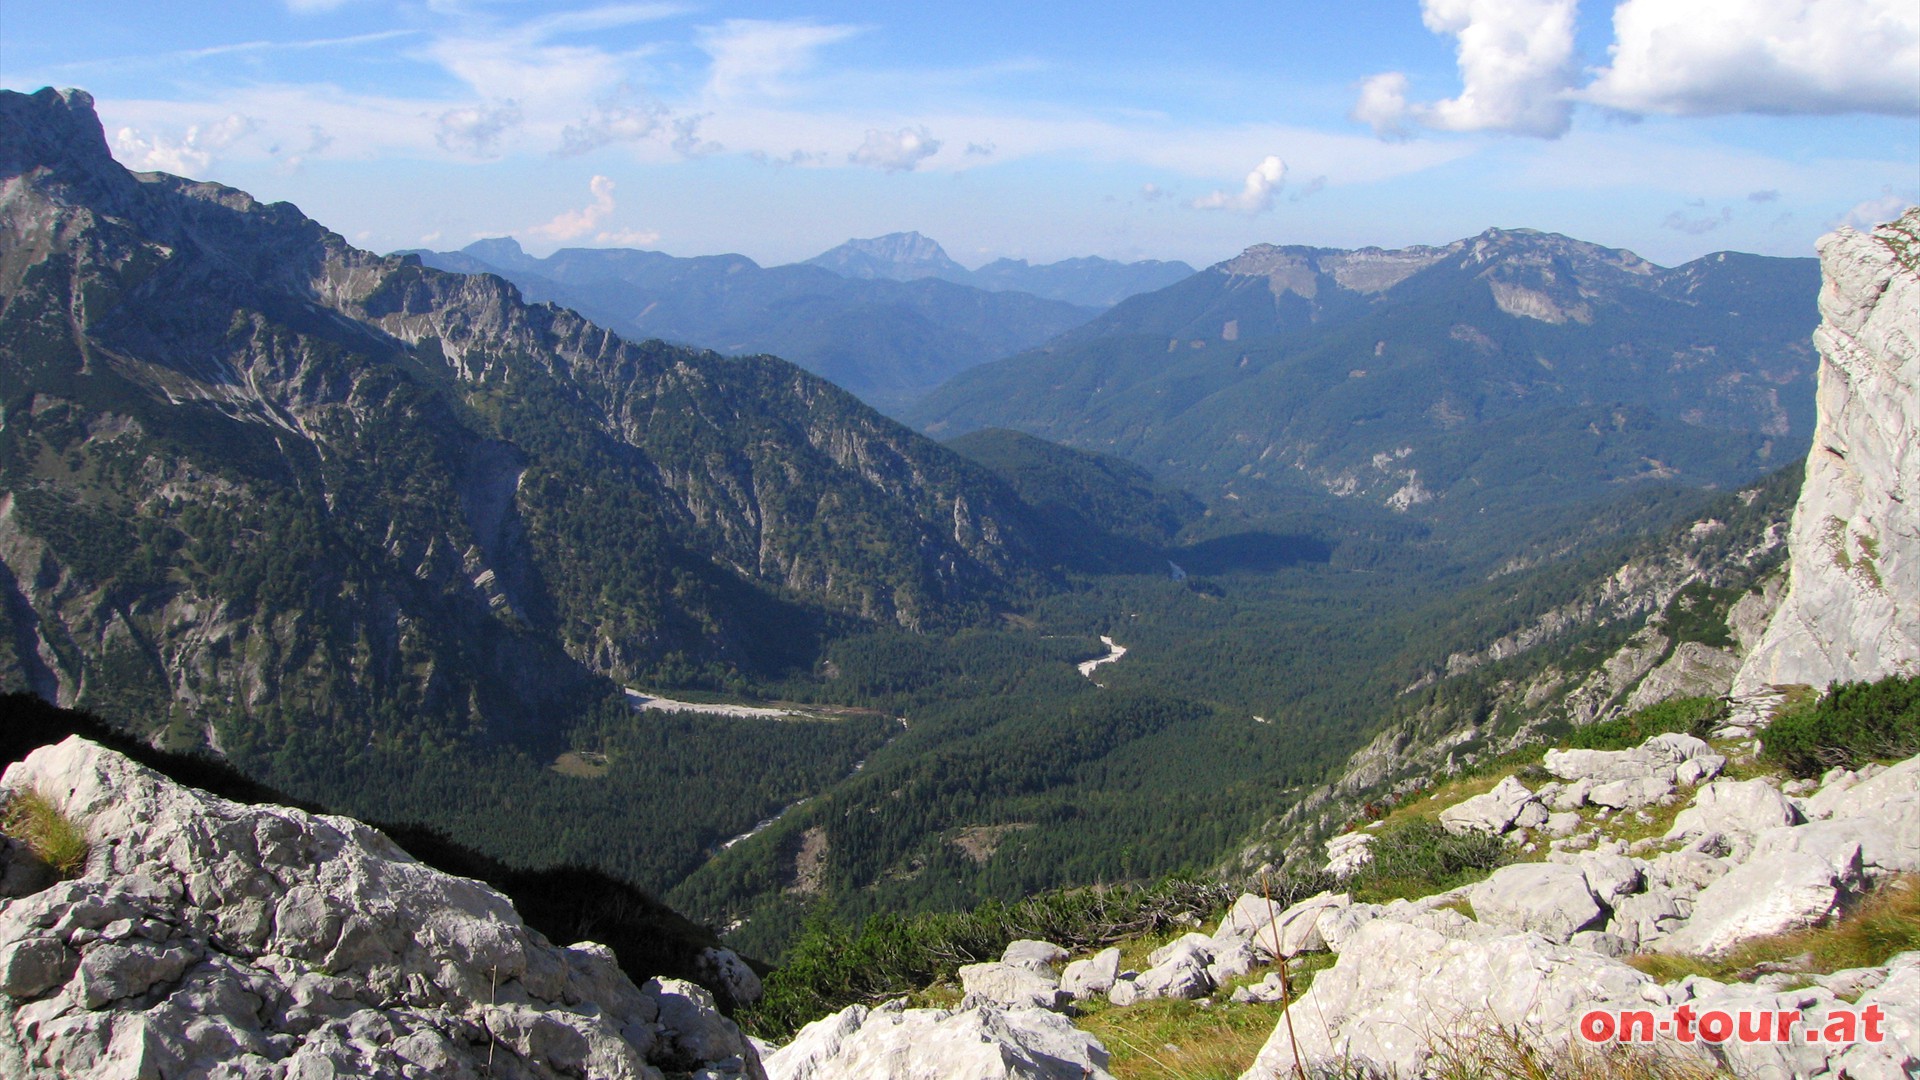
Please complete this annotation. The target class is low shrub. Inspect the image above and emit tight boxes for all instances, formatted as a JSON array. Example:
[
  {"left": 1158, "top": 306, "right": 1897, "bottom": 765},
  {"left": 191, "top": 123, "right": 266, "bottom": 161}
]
[
  {"left": 1568, "top": 696, "right": 1724, "bottom": 752},
  {"left": 1763, "top": 675, "right": 1920, "bottom": 777},
  {"left": 745, "top": 876, "right": 1234, "bottom": 1038},
  {"left": 1349, "top": 820, "right": 1510, "bottom": 905}
]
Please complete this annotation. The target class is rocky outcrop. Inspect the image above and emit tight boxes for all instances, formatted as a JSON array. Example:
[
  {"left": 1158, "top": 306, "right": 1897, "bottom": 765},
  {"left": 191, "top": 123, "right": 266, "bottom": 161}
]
[
  {"left": 763, "top": 997, "right": 1114, "bottom": 1080},
  {"left": 1241, "top": 730, "right": 1920, "bottom": 1078},
  {"left": 1737, "top": 208, "right": 1920, "bottom": 693},
  {"left": 0, "top": 737, "right": 763, "bottom": 1080}
]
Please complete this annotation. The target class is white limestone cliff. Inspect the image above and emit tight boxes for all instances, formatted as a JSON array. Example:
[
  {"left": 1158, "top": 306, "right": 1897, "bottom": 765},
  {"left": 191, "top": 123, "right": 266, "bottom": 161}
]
[{"left": 1737, "top": 209, "right": 1920, "bottom": 693}]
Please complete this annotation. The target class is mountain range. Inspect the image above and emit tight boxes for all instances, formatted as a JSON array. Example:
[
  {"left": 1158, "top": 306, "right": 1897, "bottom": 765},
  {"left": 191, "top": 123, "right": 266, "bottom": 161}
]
[
  {"left": 802, "top": 230, "right": 1196, "bottom": 307},
  {"left": 0, "top": 86, "right": 1103, "bottom": 760},
  {"left": 0, "top": 84, "right": 1854, "bottom": 974},
  {"left": 405, "top": 233, "right": 1188, "bottom": 414},
  {"left": 913, "top": 230, "right": 1821, "bottom": 532}
]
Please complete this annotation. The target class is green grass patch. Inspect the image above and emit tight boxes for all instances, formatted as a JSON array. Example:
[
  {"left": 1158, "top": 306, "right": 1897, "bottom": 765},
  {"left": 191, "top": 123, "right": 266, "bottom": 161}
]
[
  {"left": 2, "top": 787, "right": 89, "bottom": 878},
  {"left": 1076, "top": 995, "right": 1281, "bottom": 1080}
]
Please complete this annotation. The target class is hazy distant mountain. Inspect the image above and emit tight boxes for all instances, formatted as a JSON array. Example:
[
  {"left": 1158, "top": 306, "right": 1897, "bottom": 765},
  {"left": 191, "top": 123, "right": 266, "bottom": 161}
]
[
  {"left": 912, "top": 228, "right": 1821, "bottom": 528},
  {"left": 407, "top": 237, "right": 1097, "bottom": 412},
  {"left": 802, "top": 231, "right": 972, "bottom": 283},
  {"left": 802, "top": 231, "right": 1197, "bottom": 308}
]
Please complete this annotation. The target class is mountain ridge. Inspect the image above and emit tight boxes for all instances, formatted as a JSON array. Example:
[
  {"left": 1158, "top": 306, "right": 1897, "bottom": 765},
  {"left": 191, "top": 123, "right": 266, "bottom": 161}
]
[
  {"left": 406, "top": 235, "right": 1101, "bottom": 412},
  {"left": 801, "top": 230, "right": 1196, "bottom": 308},
  {"left": 911, "top": 225, "right": 1820, "bottom": 535}
]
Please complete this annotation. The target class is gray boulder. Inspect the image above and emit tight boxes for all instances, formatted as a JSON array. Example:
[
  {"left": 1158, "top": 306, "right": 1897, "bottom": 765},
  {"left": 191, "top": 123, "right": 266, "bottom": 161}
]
[
  {"left": 1132, "top": 937, "right": 1214, "bottom": 1001},
  {"left": 1206, "top": 936, "right": 1258, "bottom": 986},
  {"left": 1575, "top": 853, "right": 1643, "bottom": 906},
  {"left": 1323, "top": 832, "right": 1374, "bottom": 877},
  {"left": 957, "top": 961, "right": 1064, "bottom": 1011},
  {"left": 1239, "top": 920, "right": 1658, "bottom": 1079},
  {"left": 1803, "top": 753, "right": 1920, "bottom": 871},
  {"left": 1000, "top": 939, "right": 1069, "bottom": 974},
  {"left": 1244, "top": 891, "right": 1348, "bottom": 958},
  {"left": 1469, "top": 863, "right": 1605, "bottom": 944},
  {"left": 1437, "top": 776, "right": 1540, "bottom": 836},
  {"left": 1059, "top": 947, "right": 1120, "bottom": 1001},
  {"left": 1607, "top": 888, "right": 1685, "bottom": 951},
  {"left": 764, "top": 998, "right": 1115, "bottom": 1080},
  {"left": 697, "top": 946, "right": 765, "bottom": 1007},
  {"left": 1666, "top": 778, "right": 1803, "bottom": 858},
  {"left": 1656, "top": 849, "right": 1855, "bottom": 958},
  {"left": 1588, "top": 774, "right": 1676, "bottom": 811}
]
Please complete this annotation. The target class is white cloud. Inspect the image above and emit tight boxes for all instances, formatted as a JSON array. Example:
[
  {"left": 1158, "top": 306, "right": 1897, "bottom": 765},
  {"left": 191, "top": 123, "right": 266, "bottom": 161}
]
[
  {"left": 670, "top": 114, "right": 723, "bottom": 157},
  {"left": 1663, "top": 206, "right": 1732, "bottom": 234},
  {"left": 1583, "top": 0, "right": 1919, "bottom": 117},
  {"left": 848, "top": 126, "right": 941, "bottom": 172},
  {"left": 526, "top": 174, "right": 620, "bottom": 241},
  {"left": 1192, "top": 155, "right": 1286, "bottom": 214},
  {"left": 1840, "top": 192, "right": 1915, "bottom": 230},
  {"left": 1351, "top": 73, "right": 1414, "bottom": 139},
  {"left": 112, "top": 113, "right": 257, "bottom": 175},
  {"left": 285, "top": 0, "right": 359, "bottom": 13},
  {"left": 698, "top": 19, "right": 863, "bottom": 101},
  {"left": 436, "top": 100, "right": 522, "bottom": 157},
  {"left": 522, "top": 175, "right": 661, "bottom": 247},
  {"left": 560, "top": 100, "right": 665, "bottom": 157},
  {"left": 1419, "top": 0, "right": 1578, "bottom": 136}
]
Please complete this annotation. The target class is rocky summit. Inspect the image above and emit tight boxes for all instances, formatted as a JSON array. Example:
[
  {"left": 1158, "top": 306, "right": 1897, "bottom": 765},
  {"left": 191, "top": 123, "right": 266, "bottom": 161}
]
[{"left": 0, "top": 737, "right": 764, "bottom": 1079}]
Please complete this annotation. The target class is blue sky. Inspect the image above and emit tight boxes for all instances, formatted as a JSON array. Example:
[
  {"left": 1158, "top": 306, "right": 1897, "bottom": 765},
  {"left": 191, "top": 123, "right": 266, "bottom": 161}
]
[{"left": 4, "top": 0, "right": 1915, "bottom": 268}]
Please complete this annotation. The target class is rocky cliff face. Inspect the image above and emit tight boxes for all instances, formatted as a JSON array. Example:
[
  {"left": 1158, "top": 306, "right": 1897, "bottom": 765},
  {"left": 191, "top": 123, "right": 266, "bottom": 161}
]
[
  {"left": 1737, "top": 208, "right": 1920, "bottom": 693},
  {"left": 0, "top": 737, "right": 764, "bottom": 1079}
]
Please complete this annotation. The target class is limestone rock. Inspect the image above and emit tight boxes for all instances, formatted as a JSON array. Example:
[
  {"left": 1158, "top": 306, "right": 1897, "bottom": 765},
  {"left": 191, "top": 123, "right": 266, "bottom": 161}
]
[
  {"left": 1240, "top": 891, "right": 1348, "bottom": 959},
  {"left": 1735, "top": 209, "right": 1920, "bottom": 693},
  {"left": 1206, "top": 937, "right": 1258, "bottom": 987},
  {"left": 1803, "top": 754, "right": 1920, "bottom": 871},
  {"left": 1059, "top": 948, "right": 1120, "bottom": 1001},
  {"left": 1469, "top": 863, "right": 1604, "bottom": 944},
  {"left": 1665, "top": 778, "right": 1802, "bottom": 858},
  {"left": 1000, "top": 940, "right": 1068, "bottom": 975},
  {"left": 1587, "top": 774, "right": 1675, "bottom": 811},
  {"left": 1239, "top": 920, "right": 1658, "bottom": 1079},
  {"left": 764, "top": 998, "right": 1115, "bottom": 1080},
  {"left": 1323, "top": 832, "right": 1374, "bottom": 878},
  {"left": 1655, "top": 850, "right": 1854, "bottom": 959},
  {"left": 1215, "top": 894, "right": 1282, "bottom": 940},
  {"left": 697, "top": 947, "right": 764, "bottom": 1008},
  {"left": 957, "top": 962, "right": 1063, "bottom": 1011},
  {"left": 1574, "top": 853, "right": 1643, "bottom": 907},
  {"left": 1132, "top": 936, "right": 1215, "bottom": 1001},
  {"left": 1437, "top": 776, "right": 1539, "bottom": 836},
  {"left": 1607, "top": 888, "right": 1685, "bottom": 951},
  {"left": 0, "top": 737, "right": 764, "bottom": 1080}
]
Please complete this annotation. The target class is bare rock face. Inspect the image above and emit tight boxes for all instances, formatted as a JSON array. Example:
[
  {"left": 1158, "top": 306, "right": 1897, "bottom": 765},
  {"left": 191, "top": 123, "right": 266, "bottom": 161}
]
[
  {"left": 1737, "top": 209, "right": 1920, "bottom": 693},
  {"left": 0, "top": 737, "right": 764, "bottom": 1080}
]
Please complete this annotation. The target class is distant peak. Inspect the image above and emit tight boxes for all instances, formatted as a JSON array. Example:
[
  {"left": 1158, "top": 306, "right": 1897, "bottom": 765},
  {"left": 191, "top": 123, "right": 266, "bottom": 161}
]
[
  {"left": 460, "top": 236, "right": 537, "bottom": 271},
  {"left": 802, "top": 231, "right": 969, "bottom": 281}
]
